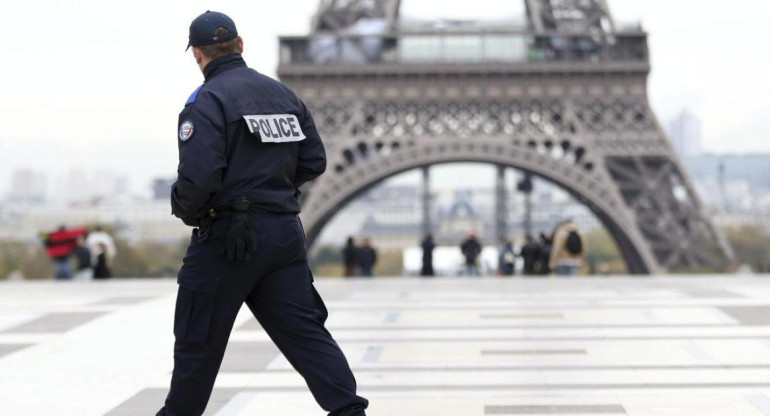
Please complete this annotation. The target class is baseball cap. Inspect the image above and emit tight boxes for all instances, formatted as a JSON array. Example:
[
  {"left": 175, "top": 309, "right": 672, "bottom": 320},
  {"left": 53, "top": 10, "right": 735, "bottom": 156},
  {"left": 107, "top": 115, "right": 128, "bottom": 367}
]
[{"left": 186, "top": 11, "right": 238, "bottom": 51}]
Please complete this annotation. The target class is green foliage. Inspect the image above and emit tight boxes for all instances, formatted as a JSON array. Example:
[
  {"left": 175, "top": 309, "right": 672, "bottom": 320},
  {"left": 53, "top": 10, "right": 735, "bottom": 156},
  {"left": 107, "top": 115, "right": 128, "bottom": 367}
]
[
  {"left": 309, "top": 244, "right": 403, "bottom": 277},
  {"left": 20, "top": 246, "right": 54, "bottom": 280},
  {"left": 0, "top": 241, "right": 53, "bottom": 280},
  {"left": 310, "top": 244, "right": 347, "bottom": 277},
  {"left": 725, "top": 226, "right": 770, "bottom": 272},
  {"left": 111, "top": 240, "right": 187, "bottom": 278},
  {"left": 314, "top": 263, "right": 344, "bottom": 277},
  {"left": 0, "top": 241, "right": 27, "bottom": 279},
  {"left": 583, "top": 228, "right": 628, "bottom": 274},
  {"left": 309, "top": 245, "right": 342, "bottom": 268}
]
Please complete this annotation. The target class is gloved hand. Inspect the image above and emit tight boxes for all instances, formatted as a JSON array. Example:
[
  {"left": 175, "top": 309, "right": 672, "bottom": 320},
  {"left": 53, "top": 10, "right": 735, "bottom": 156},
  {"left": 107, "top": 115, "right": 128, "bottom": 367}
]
[
  {"left": 219, "top": 213, "right": 257, "bottom": 261},
  {"left": 181, "top": 216, "right": 200, "bottom": 227}
]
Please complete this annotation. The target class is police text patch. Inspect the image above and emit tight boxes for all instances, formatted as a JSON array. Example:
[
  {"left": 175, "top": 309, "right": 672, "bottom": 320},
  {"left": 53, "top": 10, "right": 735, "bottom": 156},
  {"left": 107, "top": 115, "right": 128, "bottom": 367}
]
[{"left": 243, "top": 114, "right": 306, "bottom": 143}]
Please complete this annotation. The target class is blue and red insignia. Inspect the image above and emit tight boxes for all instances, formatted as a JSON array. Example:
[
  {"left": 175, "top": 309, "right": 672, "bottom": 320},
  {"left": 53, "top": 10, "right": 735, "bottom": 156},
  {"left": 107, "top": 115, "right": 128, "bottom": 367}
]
[{"left": 179, "top": 120, "right": 194, "bottom": 141}]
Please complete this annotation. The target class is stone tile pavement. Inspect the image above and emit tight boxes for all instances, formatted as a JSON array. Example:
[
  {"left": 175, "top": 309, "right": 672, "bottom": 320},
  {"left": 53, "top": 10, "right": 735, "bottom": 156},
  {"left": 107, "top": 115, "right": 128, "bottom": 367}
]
[{"left": 1, "top": 276, "right": 770, "bottom": 415}]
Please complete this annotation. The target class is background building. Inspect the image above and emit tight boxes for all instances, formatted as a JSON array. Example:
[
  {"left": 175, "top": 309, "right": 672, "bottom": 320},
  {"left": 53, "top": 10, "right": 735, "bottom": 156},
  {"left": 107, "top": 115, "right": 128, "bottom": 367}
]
[
  {"left": 7, "top": 170, "right": 47, "bottom": 205},
  {"left": 667, "top": 110, "right": 702, "bottom": 158}
]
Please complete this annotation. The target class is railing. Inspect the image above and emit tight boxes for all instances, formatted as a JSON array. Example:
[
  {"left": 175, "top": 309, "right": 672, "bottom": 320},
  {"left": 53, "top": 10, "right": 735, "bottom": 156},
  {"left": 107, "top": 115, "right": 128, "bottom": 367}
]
[{"left": 279, "top": 31, "right": 648, "bottom": 67}]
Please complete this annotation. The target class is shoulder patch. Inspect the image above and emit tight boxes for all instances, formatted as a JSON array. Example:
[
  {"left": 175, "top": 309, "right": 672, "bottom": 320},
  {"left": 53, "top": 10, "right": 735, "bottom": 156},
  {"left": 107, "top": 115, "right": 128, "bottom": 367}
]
[
  {"left": 243, "top": 114, "right": 307, "bottom": 143},
  {"left": 185, "top": 85, "right": 203, "bottom": 106},
  {"left": 179, "top": 120, "right": 194, "bottom": 142}
]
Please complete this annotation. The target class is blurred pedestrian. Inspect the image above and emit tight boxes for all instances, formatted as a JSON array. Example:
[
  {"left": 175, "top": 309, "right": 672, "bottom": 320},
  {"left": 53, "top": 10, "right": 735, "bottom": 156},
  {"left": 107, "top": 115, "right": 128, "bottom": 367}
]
[
  {"left": 538, "top": 232, "right": 553, "bottom": 275},
  {"left": 499, "top": 239, "right": 515, "bottom": 276},
  {"left": 357, "top": 238, "right": 377, "bottom": 277},
  {"left": 519, "top": 235, "right": 542, "bottom": 275},
  {"left": 420, "top": 234, "right": 435, "bottom": 277},
  {"left": 342, "top": 237, "right": 358, "bottom": 277},
  {"left": 460, "top": 232, "right": 482, "bottom": 276},
  {"left": 42, "top": 225, "right": 88, "bottom": 280},
  {"left": 72, "top": 235, "right": 93, "bottom": 281},
  {"left": 93, "top": 243, "right": 113, "bottom": 279},
  {"left": 549, "top": 219, "right": 587, "bottom": 276},
  {"left": 86, "top": 226, "right": 117, "bottom": 267}
]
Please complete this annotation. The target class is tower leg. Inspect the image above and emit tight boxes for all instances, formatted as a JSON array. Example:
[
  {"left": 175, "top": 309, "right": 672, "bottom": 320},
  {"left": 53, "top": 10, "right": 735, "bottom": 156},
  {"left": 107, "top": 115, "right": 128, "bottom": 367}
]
[
  {"left": 496, "top": 165, "right": 508, "bottom": 246},
  {"left": 421, "top": 166, "right": 431, "bottom": 238}
]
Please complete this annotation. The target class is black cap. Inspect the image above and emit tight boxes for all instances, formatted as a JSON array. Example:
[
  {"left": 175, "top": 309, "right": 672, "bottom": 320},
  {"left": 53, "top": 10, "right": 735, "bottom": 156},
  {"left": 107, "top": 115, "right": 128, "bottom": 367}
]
[{"left": 186, "top": 11, "right": 238, "bottom": 51}]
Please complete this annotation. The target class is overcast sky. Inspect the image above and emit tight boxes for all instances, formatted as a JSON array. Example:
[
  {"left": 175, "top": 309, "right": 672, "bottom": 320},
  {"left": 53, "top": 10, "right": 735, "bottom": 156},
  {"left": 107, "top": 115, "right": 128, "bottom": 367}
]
[{"left": 0, "top": 0, "right": 768, "bottom": 196}]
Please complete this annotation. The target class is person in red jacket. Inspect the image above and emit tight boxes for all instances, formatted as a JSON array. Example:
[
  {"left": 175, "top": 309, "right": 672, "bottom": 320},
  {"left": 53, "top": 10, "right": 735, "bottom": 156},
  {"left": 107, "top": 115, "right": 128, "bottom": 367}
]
[{"left": 42, "top": 226, "right": 89, "bottom": 280}]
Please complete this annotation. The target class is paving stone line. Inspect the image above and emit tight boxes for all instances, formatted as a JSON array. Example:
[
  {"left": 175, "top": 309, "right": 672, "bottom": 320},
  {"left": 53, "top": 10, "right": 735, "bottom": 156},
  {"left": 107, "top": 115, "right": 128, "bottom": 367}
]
[
  {"left": 2, "top": 312, "right": 106, "bottom": 334},
  {"left": 0, "top": 343, "right": 32, "bottom": 358},
  {"left": 248, "top": 364, "right": 770, "bottom": 373},
  {"left": 486, "top": 404, "right": 626, "bottom": 414},
  {"left": 719, "top": 306, "right": 770, "bottom": 325},
  {"left": 481, "top": 349, "right": 588, "bottom": 356},
  {"left": 331, "top": 336, "right": 770, "bottom": 343},
  {"left": 220, "top": 341, "right": 281, "bottom": 372},
  {"left": 105, "top": 388, "right": 245, "bottom": 416},
  {"left": 279, "top": 323, "right": 749, "bottom": 331}
]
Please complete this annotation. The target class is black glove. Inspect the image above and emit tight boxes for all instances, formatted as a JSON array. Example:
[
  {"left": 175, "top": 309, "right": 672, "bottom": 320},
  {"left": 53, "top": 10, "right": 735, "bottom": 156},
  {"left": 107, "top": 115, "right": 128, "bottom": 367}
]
[
  {"left": 219, "top": 211, "right": 257, "bottom": 262},
  {"left": 181, "top": 217, "right": 199, "bottom": 227}
]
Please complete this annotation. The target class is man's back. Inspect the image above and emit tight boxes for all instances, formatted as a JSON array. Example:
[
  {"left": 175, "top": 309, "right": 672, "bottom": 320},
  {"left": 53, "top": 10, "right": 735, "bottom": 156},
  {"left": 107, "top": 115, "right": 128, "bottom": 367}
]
[{"left": 171, "top": 55, "right": 325, "bottom": 222}]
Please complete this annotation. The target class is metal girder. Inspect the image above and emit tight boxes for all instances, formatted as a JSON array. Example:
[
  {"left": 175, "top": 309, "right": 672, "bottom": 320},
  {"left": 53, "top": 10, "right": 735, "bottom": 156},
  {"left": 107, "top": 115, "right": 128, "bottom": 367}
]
[
  {"left": 527, "top": 0, "right": 616, "bottom": 33},
  {"left": 421, "top": 166, "right": 432, "bottom": 237},
  {"left": 495, "top": 165, "right": 508, "bottom": 246},
  {"left": 277, "top": 68, "right": 733, "bottom": 273},
  {"left": 312, "top": 0, "right": 401, "bottom": 32},
  {"left": 313, "top": 0, "right": 614, "bottom": 34}
]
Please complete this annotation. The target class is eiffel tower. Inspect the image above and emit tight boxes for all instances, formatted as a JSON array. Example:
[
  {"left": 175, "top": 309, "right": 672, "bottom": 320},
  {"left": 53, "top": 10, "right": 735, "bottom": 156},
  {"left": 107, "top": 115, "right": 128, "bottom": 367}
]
[{"left": 277, "top": 0, "right": 734, "bottom": 274}]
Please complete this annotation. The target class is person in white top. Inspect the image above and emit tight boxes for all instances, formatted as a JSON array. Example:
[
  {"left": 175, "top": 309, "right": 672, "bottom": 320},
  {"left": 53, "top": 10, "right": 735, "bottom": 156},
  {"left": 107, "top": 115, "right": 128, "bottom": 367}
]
[{"left": 86, "top": 226, "right": 116, "bottom": 265}]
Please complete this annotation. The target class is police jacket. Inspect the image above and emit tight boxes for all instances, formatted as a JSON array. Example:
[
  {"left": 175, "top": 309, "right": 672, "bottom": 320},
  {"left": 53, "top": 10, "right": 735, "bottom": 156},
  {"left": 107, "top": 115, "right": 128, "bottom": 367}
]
[{"left": 171, "top": 54, "right": 326, "bottom": 224}]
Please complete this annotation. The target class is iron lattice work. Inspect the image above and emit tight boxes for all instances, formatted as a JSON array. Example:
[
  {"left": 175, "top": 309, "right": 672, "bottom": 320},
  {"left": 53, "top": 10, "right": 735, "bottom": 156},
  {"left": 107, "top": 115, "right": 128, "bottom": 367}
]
[{"left": 280, "top": 0, "right": 734, "bottom": 274}]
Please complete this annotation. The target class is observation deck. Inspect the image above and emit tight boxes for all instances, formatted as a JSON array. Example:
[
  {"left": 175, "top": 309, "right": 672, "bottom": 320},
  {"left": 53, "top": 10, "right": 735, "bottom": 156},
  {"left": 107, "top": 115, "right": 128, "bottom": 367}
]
[{"left": 278, "top": 25, "right": 649, "bottom": 76}]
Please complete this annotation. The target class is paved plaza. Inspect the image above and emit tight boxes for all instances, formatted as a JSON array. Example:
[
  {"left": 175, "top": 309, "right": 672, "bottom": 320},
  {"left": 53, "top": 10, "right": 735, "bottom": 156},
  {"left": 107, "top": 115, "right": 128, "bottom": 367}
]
[{"left": 1, "top": 276, "right": 770, "bottom": 415}]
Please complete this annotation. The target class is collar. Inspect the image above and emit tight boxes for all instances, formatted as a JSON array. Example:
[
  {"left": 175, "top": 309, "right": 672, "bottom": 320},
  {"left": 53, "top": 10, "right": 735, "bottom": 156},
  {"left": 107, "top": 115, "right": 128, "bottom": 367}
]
[{"left": 203, "top": 54, "right": 247, "bottom": 82}]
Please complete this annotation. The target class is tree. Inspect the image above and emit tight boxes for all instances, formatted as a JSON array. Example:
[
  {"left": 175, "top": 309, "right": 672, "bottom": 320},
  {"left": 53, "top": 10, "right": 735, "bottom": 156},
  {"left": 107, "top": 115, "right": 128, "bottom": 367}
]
[{"left": 726, "top": 226, "right": 770, "bottom": 272}]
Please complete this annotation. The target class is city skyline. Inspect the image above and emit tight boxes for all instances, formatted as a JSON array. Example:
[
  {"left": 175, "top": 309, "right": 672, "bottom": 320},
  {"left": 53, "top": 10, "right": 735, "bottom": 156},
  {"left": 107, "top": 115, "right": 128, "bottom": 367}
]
[{"left": 0, "top": 0, "right": 768, "bottom": 197}]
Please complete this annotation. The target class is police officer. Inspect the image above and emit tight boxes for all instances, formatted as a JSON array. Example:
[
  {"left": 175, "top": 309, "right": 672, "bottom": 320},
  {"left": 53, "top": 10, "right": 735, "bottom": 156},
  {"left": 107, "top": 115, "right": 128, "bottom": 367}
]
[{"left": 156, "top": 11, "right": 368, "bottom": 416}]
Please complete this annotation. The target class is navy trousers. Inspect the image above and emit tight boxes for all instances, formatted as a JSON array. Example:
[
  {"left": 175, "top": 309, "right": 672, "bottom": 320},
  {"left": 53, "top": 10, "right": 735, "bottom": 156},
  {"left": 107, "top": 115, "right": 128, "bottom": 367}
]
[{"left": 157, "top": 214, "right": 368, "bottom": 416}]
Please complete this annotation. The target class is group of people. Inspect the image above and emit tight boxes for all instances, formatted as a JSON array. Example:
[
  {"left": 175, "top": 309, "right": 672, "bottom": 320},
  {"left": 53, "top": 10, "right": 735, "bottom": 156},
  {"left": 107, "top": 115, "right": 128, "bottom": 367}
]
[
  {"left": 497, "top": 220, "right": 587, "bottom": 276},
  {"left": 420, "top": 219, "right": 587, "bottom": 277},
  {"left": 42, "top": 226, "right": 116, "bottom": 280},
  {"left": 500, "top": 220, "right": 586, "bottom": 276},
  {"left": 418, "top": 232, "right": 487, "bottom": 276},
  {"left": 342, "top": 237, "right": 378, "bottom": 277}
]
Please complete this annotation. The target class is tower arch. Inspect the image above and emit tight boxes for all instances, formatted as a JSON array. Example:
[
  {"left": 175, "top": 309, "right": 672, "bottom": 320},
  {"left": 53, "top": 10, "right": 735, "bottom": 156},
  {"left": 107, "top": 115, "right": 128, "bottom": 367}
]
[{"left": 301, "top": 138, "right": 654, "bottom": 273}]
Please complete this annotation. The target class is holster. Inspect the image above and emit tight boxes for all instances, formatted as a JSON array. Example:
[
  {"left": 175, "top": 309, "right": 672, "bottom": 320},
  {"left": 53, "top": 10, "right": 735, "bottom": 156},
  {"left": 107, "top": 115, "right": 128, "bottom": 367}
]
[
  {"left": 197, "top": 215, "right": 214, "bottom": 242},
  {"left": 196, "top": 198, "right": 254, "bottom": 244}
]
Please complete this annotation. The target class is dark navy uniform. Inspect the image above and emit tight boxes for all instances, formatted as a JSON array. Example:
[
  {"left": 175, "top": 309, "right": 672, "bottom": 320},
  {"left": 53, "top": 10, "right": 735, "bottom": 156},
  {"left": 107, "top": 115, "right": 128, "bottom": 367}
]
[
  {"left": 158, "top": 53, "right": 368, "bottom": 416},
  {"left": 171, "top": 54, "right": 325, "bottom": 220}
]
